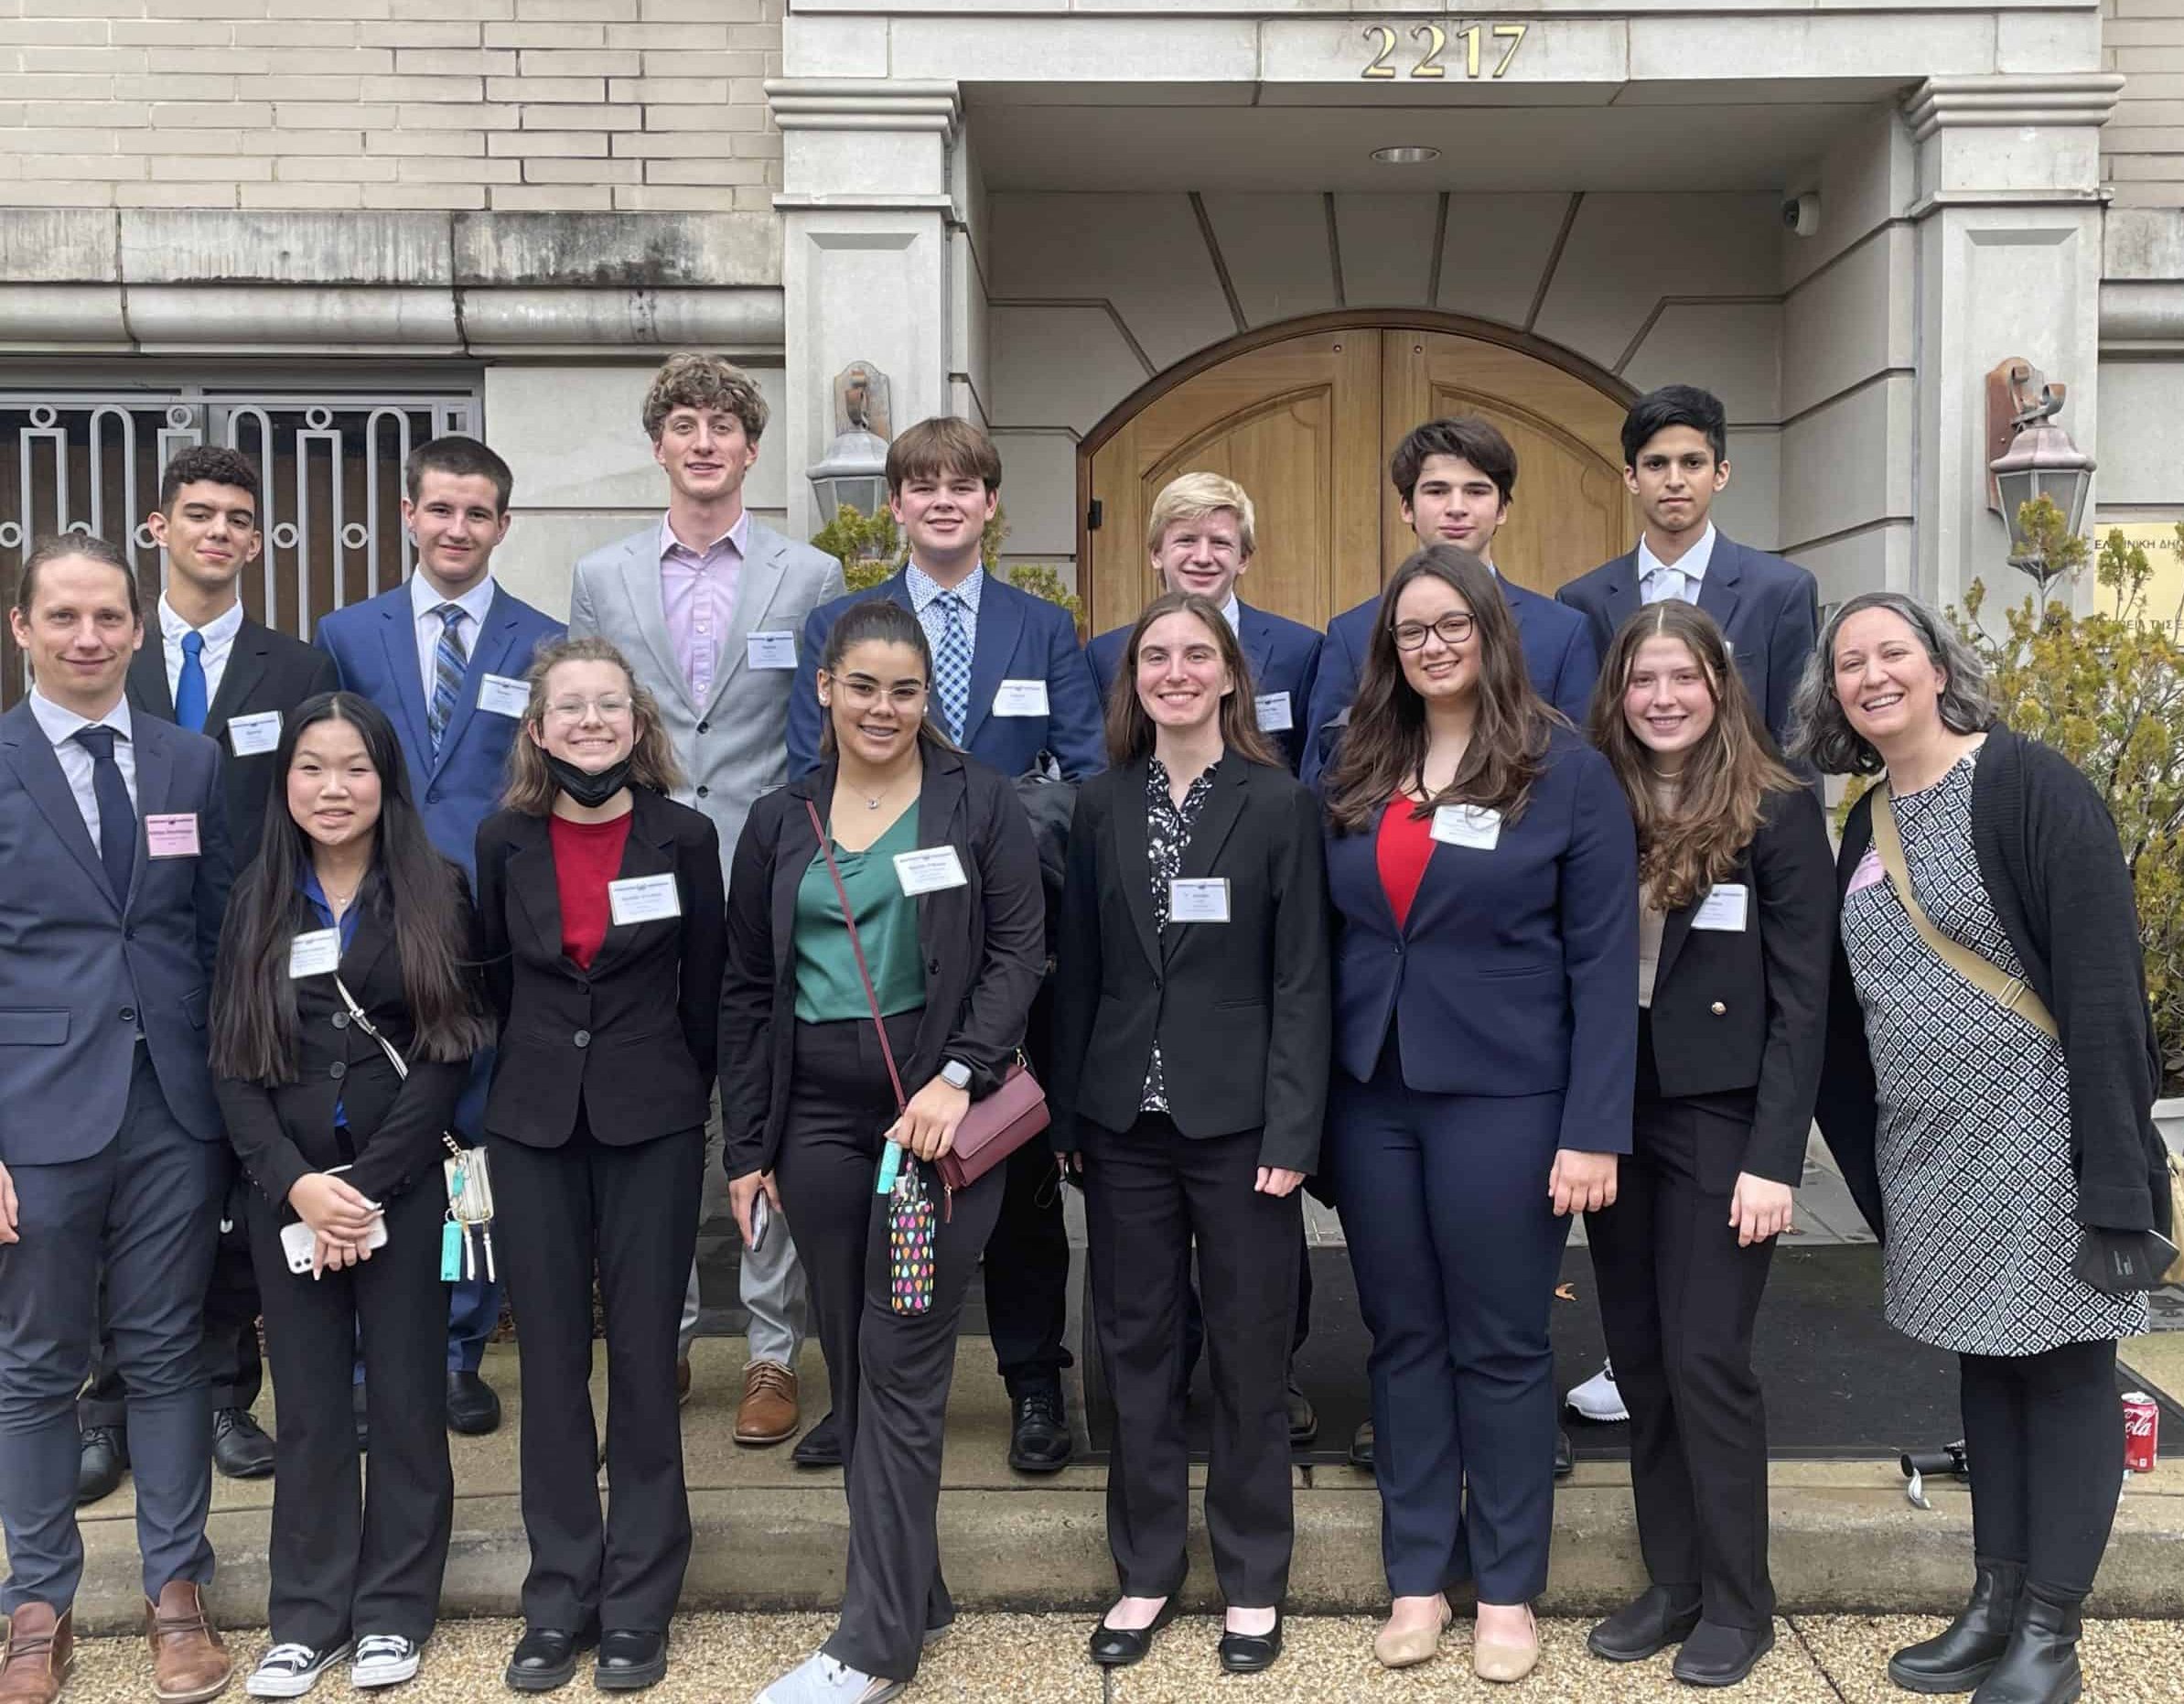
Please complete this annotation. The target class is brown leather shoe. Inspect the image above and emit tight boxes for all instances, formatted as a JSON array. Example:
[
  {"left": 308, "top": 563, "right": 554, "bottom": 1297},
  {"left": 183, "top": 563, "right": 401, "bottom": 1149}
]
[
  {"left": 145, "top": 1581, "right": 231, "bottom": 1703},
  {"left": 734, "top": 1360, "right": 799, "bottom": 1445},
  {"left": 0, "top": 1603, "right": 72, "bottom": 1704}
]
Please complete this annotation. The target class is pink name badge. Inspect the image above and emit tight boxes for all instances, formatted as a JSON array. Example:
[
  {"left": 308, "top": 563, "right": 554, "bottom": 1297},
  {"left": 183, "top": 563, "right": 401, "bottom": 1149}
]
[
  {"left": 145, "top": 813, "right": 201, "bottom": 859},
  {"left": 1845, "top": 846, "right": 1885, "bottom": 896}
]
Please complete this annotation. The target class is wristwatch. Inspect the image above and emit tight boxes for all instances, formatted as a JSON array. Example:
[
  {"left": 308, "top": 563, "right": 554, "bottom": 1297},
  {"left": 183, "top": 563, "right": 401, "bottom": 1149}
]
[{"left": 939, "top": 1058, "right": 973, "bottom": 1091}]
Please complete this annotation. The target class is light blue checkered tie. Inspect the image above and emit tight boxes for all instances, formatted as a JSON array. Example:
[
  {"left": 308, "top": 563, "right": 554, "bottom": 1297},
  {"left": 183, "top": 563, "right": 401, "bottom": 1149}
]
[
  {"left": 427, "top": 603, "right": 468, "bottom": 752},
  {"left": 931, "top": 590, "right": 971, "bottom": 742}
]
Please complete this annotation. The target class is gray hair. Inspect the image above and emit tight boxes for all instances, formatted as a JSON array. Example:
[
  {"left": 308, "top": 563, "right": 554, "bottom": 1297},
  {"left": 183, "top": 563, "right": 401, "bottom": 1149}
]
[{"left": 1788, "top": 590, "right": 1999, "bottom": 775}]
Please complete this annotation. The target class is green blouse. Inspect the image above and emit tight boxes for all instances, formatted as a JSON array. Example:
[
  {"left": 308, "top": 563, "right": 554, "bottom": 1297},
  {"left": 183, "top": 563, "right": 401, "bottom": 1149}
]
[{"left": 793, "top": 803, "right": 929, "bottom": 1024}]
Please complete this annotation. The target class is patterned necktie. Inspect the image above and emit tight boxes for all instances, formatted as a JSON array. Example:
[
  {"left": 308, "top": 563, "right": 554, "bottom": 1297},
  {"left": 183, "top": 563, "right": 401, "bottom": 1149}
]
[
  {"left": 73, "top": 725, "right": 136, "bottom": 901},
  {"left": 931, "top": 591, "right": 972, "bottom": 743},
  {"left": 428, "top": 603, "right": 468, "bottom": 752},
  {"left": 1647, "top": 565, "right": 1686, "bottom": 607},
  {"left": 175, "top": 630, "right": 209, "bottom": 733}
]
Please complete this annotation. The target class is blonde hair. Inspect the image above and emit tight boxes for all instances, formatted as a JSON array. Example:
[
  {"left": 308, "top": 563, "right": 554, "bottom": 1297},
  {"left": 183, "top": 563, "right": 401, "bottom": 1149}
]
[
  {"left": 501, "top": 637, "right": 685, "bottom": 814},
  {"left": 1145, "top": 471, "right": 1256, "bottom": 560},
  {"left": 641, "top": 352, "right": 769, "bottom": 445}
]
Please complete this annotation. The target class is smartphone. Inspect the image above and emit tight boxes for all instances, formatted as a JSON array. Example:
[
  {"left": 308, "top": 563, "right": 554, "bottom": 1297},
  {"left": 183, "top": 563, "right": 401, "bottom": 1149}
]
[
  {"left": 748, "top": 1192, "right": 770, "bottom": 1255},
  {"left": 280, "top": 1214, "right": 388, "bottom": 1276}
]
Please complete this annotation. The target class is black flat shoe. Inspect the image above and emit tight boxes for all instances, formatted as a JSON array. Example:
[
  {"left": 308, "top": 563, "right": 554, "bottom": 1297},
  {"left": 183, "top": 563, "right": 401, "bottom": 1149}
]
[
  {"left": 792, "top": 1412, "right": 843, "bottom": 1470},
  {"left": 1588, "top": 1583, "right": 1704, "bottom": 1662},
  {"left": 77, "top": 1425, "right": 129, "bottom": 1505},
  {"left": 1220, "top": 1611, "right": 1284, "bottom": 1674},
  {"left": 1349, "top": 1419, "right": 1373, "bottom": 1470},
  {"left": 447, "top": 1370, "right": 502, "bottom": 1436},
  {"left": 1089, "top": 1599, "right": 1178, "bottom": 1668},
  {"left": 1673, "top": 1620, "right": 1775, "bottom": 1688},
  {"left": 505, "top": 1625, "right": 597, "bottom": 1692},
  {"left": 595, "top": 1629, "right": 668, "bottom": 1692},
  {"left": 211, "top": 1407, "right": 275, "bottom": 1479},
  {"left": 1555, "top": 1427, "right": 1576, "bottom": 1478}
]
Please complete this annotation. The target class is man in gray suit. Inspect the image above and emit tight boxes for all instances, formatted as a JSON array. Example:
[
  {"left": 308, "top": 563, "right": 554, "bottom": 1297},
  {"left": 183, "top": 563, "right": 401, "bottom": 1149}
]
[
  {"left": 570, "top": 352, "right": 845, "bottom": 1451},
  {"left": 0, "top": 534, "right": 236, "bottom": 1704}
]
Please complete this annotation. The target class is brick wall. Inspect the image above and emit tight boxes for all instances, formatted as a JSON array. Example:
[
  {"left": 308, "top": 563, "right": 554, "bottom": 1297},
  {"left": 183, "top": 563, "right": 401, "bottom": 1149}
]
[
  {"left": 2108, "top": 0, "right": 2184, "bottom": 208},
  {"left": 0, "top": 0, "right": 783, "bottom": 211}
]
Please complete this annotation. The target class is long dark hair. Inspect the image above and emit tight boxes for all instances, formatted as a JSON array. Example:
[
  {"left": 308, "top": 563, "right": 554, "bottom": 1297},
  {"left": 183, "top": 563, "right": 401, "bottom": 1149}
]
[
  {"left": 1323, "top": 545, "right": 1551, "bottom": 834},
  {"left": 1589, "top": 601, "right": 1795, "bottom": 911},
  {"left": 815, "top": 597, "right": 956, "bottom": 760},
  {"left": 210, "top": 692, "right": 489, "bottom": 1084},
  {"left": 1103, "top": 590, "right": 1282, "bottom": 768}
]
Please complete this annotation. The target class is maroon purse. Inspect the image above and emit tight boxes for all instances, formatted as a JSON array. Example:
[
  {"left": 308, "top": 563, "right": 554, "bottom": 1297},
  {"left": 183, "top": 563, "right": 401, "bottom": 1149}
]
[{"left": 804, "top": 802, "right": 1049, "bottom": 1202}]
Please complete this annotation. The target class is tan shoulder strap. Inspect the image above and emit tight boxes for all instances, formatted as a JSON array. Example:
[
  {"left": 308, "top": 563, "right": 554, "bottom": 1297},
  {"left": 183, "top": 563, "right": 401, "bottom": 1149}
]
[{"left": 1869, "top": 782, "right": 2059, "bottom": 1041}]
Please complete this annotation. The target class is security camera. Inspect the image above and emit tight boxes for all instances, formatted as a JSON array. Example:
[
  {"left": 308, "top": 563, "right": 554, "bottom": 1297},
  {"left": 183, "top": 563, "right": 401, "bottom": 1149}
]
[{"left": 1782, "top": 192, "right": 1821, "bottom": 238}]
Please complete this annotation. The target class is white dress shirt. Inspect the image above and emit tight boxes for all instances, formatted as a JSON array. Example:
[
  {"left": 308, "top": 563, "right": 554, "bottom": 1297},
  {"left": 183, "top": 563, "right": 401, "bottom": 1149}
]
[
  {"left": 1638, "top": 523, "right": 1717, "bottom": 607},
  {"left": 158, "top": 593, "right": 246, "bottom": 710},
  {"left": 409, "top": 571, "right": 499, "bottom": 694},
  {"left": 28, "top": 686, "right": 137, "bottom": 846},
  {"left": 1219, "top": 592, "right": 1243, "bottom": 633}
]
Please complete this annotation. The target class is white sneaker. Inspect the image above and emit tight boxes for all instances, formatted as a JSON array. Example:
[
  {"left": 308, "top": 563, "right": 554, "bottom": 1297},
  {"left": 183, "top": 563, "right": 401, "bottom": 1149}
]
[
  {"left": 246, "top": 1642, "right": 350, "bottom": 1699},
  {"left": 1566, "top": 1359, "right": 1630, "bottom": 1422},
  {"left": 752, "top": 1651, "right": 905, "bottom": 1704},
  {"left": 350, "top": 1633, "right": 422, "bottom": 1688}
]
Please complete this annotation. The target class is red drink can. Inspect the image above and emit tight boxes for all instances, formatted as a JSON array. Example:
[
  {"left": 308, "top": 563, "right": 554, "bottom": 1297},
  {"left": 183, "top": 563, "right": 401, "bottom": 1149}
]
[{"left": 2123, "top": 1391, "right": 2160, "bottom": 1473}]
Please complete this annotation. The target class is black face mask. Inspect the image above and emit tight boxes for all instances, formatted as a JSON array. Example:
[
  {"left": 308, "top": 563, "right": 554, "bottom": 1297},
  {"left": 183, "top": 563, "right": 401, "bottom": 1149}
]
[{"left": 544, "top": 751, "right": 634, "bottom": 809}]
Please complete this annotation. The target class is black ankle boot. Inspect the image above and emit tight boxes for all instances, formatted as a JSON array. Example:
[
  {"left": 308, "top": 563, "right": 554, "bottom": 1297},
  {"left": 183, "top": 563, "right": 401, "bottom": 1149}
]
[
  {"left": 1970, "top": 1584, "right": 2083, "bottom": 1704},
  {"left": 1888, "top": 1559, "right": 2025, "bottom": 1694}
]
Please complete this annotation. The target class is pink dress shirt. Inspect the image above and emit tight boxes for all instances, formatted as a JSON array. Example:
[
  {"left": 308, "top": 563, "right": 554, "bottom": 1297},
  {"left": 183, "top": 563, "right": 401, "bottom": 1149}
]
[{"left": 658, "top": 511, "right": 750, "bottom": 706}]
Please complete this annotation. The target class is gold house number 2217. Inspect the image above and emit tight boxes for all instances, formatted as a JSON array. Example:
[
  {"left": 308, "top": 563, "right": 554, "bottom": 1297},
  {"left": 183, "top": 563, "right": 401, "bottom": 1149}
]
[{"left": 1361, "top": 22, "right": 1527, "bottom": 80}]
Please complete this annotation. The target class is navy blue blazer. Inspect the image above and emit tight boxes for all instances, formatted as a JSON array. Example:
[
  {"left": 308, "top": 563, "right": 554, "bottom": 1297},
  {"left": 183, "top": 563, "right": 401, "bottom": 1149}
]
[
  {"left": 1557, "top": 535, "right": 1819, "bottom": 751},
  {"left": 1323, "top": 729, "right": 1638, "bottom": 1155},
  {"left": 1301, "top": 577, "right": 1598, "bottom": 787},
  {"left": 315, "top": 581, "right": 566, "bottom": 879},
  {"left": 1087, "top": 602, "right": 1324, "bottom": 774},
  {"left": 0, "top": 701, "right": 232, "bottom": 1161},
  {"left": 788, "top": 569, "right": 1104, "bottom": 782}
]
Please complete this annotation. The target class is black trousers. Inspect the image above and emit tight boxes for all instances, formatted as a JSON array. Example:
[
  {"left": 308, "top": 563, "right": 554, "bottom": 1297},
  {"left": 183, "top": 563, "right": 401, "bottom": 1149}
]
[
  {"left": 490, "top": 1115, "right": 702, "bottom": 1635},
  {"left": 1961, "top": 1337, "right": 2124, "bottom": 1599},
  {"left": 772, "top": 1016, "right": 1004, "bottom": 1685},
  {"left": 1181, "top": 1225, "right": 1313, "bottom": 1385},
  {"left": 981, "top": 986, "right": 1071, "bottom": 1400},
  {"left": 249, "top": 1178, "right": 451, "bottom": 1650},
  {"left": 1587, "top": 1041, "right": 1777, "bottom": 1631},
  {"left": 1084, "top": 1115, "right": 1299, "bottom": 1609}
]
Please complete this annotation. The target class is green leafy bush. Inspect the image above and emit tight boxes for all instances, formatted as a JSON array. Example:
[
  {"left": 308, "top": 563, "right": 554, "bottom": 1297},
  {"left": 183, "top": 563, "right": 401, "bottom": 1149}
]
[{"left": 810, "top": 502, "right": 1082, "bottom": 628}]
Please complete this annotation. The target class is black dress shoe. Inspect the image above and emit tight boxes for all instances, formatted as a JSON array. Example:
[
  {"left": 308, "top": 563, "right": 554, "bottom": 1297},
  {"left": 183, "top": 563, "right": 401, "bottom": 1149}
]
[
  {"left": 1286, "top": 1380, "right": 1318, "bottom": 1448},
  {"left": 1007, "top": 1389, "right": 1072, "bottom": 1473},
  {"left": 447, "top": 1369, "right": 501, "bottom": 1436},
  {"left": 1673, "top": 1619, "right": 1775, "bottom": 1687},
  {"left": 211, "top": 1407, "right": 275, "bottom": 1479},
  {"left": 1349, "top": 1419, "right": 1373, "bottom": 1470},
  {"left": 792, "top": 1411, "right": 843, "bottom": 1470},
  {"left": 1219, "top": 1611, "right": 1284, "bottom": 1674},
  {"left": 1555, "top": 1427, "right": 1576, "bottom": 1478},
  {"left": 595, "top": 1629, "right": 668, "bottom": 1692},
  {"left": 1970, "top": 1584, "right": 2083, "bottom": 1704},
  {"left": 506, "top": 1626, "right": 598, "bottom": 1692},
  {"left": 1588, "top": 1583, "right": 1704, "bottom": 1662},
  {"left": 77, "top": 1425, "right": 129, "bottom": 1504},
  {"left": 1088, "top": 1599, "right": 1178, "bottom": 1667},
  {"left": 1889, "top": 1560, "right": 2024, "bottom": 1694}
]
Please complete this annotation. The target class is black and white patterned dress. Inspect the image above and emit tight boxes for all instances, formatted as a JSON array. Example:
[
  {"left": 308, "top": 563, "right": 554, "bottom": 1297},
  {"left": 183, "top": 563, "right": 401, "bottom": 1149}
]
[
  {"left": 1139, "top": 758, "right": 1215, "bottom": 1114},
  {"left": 1842, "top": 753, "right": 2147, "bottom": 1355}
]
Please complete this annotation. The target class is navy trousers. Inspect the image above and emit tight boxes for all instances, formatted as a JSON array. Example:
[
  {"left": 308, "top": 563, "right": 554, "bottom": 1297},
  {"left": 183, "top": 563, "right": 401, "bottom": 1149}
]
[
  {"left": 1324, "top": 1041, "right": 1571, "bottom": 1604},
  {"left": 0, "top": 1049, "right": 224, "bottom": 1612}
]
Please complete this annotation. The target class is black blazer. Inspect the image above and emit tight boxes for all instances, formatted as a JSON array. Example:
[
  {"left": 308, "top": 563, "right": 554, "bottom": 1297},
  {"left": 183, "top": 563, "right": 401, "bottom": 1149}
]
[
  {"left": 214, "top": 878, "right": 479, "bottom": 1217},
  {"left": 1643, "top": 784, "right": 1834, "bottom": 1185},
  {"left": 719, "top": 744, "right": 1047, "bottom": 1181},
  {"left": 129, "top": 617, "right": 340, "bottom": 864},
  {"left": 1049, "top": 752, "right": 1330, "bottom": 1173},
  {"left": 1816, "top": 729, "right": 2171, "bottom": 1241},
  {"left": 474, "top": 786, "right": 726, "bottom": 1149}
]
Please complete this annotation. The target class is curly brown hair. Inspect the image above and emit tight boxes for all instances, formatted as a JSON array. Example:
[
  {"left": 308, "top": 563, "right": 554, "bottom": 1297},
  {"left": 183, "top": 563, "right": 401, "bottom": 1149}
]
[
  {"left": 501, "top": 637, "right": 685, "bottom": 814},
  {"left": 641, "top": 352, "right": 769, "bottom": 445}
]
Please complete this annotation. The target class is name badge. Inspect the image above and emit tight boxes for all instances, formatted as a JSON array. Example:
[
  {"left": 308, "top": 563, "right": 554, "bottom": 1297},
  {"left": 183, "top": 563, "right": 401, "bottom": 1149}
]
[
  {"left": 478, "top": 674, "right": 531, "bottom": 718},
  {"left": 145, "top": 812, "right": 201, "bottom": 858},
  {"left": 993, "top": 678, "right": 1049, "bottom": 717},
  {"left": 1691, "top": 882, "right": 1749, "bottom": 933},
  {"left": 1429, "top": 803, "right": 1502, "bottom": 851},
  {"left": 608, "top": 873, "right": 682, "bottom": 926},
  {"left": 894, "top": 846, "right": 968, "bottom": 896},
  {"left": 227, "top": 710, "right": 282, "bottom": 757},
  {"left": 288, "top": 927, "right": 341, "bottom": 978},
  {"left": 1846, "top": 846, "right": 1886, "bottom": 897},
  {"left": 1253, "top": 691, "right": 1293, "bottom": 733},
  {"left": 1168, "top": 877, "right": 1231, "bottom": 923},
  {"left": 747, "top": 631, "right": 798, "bottom": 671}
]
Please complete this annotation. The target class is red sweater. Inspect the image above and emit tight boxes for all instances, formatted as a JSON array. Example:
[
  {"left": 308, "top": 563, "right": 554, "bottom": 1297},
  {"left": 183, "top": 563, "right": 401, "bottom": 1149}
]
[
  {"left": 1375, "top": 799, "right": 1434, "bottom": 932},
  {"left": 550, "top": 811, "right": 633, "bottom": 969}
]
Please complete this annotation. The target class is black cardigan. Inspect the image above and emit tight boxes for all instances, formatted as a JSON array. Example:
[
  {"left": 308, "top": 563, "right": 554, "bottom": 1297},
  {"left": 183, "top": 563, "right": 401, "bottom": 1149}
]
[{"left": 1815, "top": 728, "right": 2170, "bottom": 1240}]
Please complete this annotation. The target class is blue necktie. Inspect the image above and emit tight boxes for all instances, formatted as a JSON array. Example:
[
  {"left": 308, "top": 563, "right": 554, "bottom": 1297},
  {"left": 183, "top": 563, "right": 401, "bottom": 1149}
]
[
  {"left": 931, "top": 591, "right": 972, "bottom": 743},
  {"left": 175, "top": 630, "right": 209, "bottom": 733},
  {"left": 73, "top": 725, "right": 135, "bottom": 901},
  {"left": 428, "top": 603, "right": 468, "bottom": 753}
]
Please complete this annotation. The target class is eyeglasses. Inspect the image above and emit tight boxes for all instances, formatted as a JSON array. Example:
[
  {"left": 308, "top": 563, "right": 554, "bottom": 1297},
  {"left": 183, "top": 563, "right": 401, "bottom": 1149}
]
[
  {"left": 832, "top": 677, "right": 929, "bottom": 708},
  {"left": 543, "top": 696, "right": 633, "bottom": 722},
  {"left": 1390, "top": 613, "right": 1475, "bottom": 651}
]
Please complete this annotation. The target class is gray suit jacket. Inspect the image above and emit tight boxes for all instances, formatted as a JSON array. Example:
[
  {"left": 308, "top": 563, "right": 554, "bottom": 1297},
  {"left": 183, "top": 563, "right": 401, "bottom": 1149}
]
[
  {"left": 0, "top": 700, "right": 231, "bottom": 1163},
  {"left": 569, "top": 518, "right": 845, "bottom": 878}
]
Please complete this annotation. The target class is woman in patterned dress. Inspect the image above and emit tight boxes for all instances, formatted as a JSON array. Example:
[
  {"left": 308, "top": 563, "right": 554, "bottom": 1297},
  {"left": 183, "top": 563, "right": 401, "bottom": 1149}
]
[
  {"left": 1797, "top": 591, "right": 2171, "bottom": 1704},
  {"left": 1049, "top": 589, "right": 1329, "bottom": 1676}
]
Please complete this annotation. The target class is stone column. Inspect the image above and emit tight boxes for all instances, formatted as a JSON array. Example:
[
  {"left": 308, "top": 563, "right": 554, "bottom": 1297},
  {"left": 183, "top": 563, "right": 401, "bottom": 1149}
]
[
  {"left": 767, "top": 78, "right": 963, "bottom": 543},
  {"left": 1904, "top": 73, "right": 2123, "bottom": 613}
]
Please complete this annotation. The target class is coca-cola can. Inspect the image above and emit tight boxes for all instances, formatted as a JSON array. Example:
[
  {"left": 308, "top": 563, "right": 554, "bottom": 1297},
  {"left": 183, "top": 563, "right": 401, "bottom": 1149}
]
[{"left": 2123, "top": 1391, "right": 2160, "bottom": 1473}]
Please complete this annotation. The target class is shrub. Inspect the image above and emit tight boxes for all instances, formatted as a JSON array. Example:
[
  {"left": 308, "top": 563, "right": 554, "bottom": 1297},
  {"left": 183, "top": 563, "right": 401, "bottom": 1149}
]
[{"left": 811, "top": 502, "right": 1082, "bottom": 628}]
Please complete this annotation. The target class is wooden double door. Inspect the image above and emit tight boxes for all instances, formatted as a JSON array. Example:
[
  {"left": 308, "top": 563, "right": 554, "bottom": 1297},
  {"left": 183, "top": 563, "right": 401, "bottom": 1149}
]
[{"left": 1083, "top": 324, "right": 1637, "bottom": 636}]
